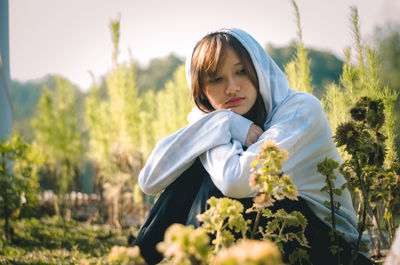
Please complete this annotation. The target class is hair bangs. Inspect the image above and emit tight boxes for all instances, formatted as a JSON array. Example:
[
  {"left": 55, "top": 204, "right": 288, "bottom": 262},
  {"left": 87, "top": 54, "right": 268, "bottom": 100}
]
[{"left": 196, "top": 35, "right": 228, "bottom": 80}]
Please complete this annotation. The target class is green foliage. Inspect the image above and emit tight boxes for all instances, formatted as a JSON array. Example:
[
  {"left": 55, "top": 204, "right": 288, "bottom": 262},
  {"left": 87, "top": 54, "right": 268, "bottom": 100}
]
[
  {"left": 197, "top": 197, "right": 247, "bottom": 252},
  {"left": 247, "top": 140, "right": 308, "bottom": 263},
  {"left": 11, "top": 77, "right": 55, "bottom": 121},
  {"left": 157, "top": 224, "right": 211, "bottom": 265},
  {"left": 31, "top": 77, "right": 82, "bottom": 197},
  {"left": 375, "top": 24, "right": 400, "bottom": 159},
  {"left": 85, "top": 18, "right": 142, "bottom": 228},
  {"left": 375, "top": 24, "right": 400, "bottom": 94},
  {"left": 267, "top": 44, "right": 343, "bottom": 99},
  {"left": 138, "top": 90, "right": 157, "bottom": 156},
  {"left": 0, "top": 133, "right": 40, "bottom": 239},
  {"left": 137, "top": 64, "right": 194, "bottom": 158},
  {"left": 317, "top": 158, "right": 344, "bottom": 216},
  {"left": 284, "top": 0, "right": 313, "bottom": 94},
  {"left": 317, "top": 158, "right": 345, "bottom": 264},
  {"left": 322, "top": 7, "right": 399, "bottom": 166},
  {"left": 11, "top": 76, "right": 87, "bottom": 143},
  {"left": 110, "top": 18, "right": 120, "bottom": 66},
  {"left": 85, "top": 20, "right": 191, "bottom": 214},
  {"left": 258, "top": 208, "right": 308, "bottom": 252},
  {"left": 154, "top": 64, "right": 193, "bottom": 142},
  {"left": 249, "top": 140, "right": 298, "bottom": 207},
  {"left": 84, "top": 18, "right": 193, "bottom": 226},
  {"left": 85, "top": 79, "right": 110, "bottom": 170},
  {"left": 212, "top": 239, "right": 284, "bottom": 265},
  {"left": 136, "top": 54, "right": 184, "bottom": 94},
  {"left": 0, "top": 216, "right": 129, "bottom": 264},
  {"left": 107, "top": 245, "right": 146, "bottom": 265},
  {"left": 11, "top": 79, "right": 47, "bottom": 142},
  {"left": 7, "top": 5, "right": 400, "bottom": 264},
  {"left": 333, "top": 97, "right": 400, "bottom": 258},
  {"left": 288, "top": 248, "right": 311, "bottom": 265}
]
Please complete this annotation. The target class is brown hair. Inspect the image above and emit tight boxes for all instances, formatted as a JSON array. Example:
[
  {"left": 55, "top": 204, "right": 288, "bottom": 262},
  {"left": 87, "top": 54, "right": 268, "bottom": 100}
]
[{"left": 190, "top": 32, "right": 267, "bottom": 128}]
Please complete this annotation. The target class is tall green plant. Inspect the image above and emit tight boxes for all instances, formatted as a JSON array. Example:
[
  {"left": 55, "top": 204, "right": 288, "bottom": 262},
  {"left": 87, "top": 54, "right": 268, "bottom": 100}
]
[
  {"left": 321, "top": 9, "right": 399, "bottom": 257},
  {"left": 334, "top": 97, "right": 399, "bottom": 260},
  {"left": 322, "top": 7, "right": 399, "bottom": 166},
  {"left": 317, "top": 158, "right": 346, "bottom": 264},
  {"left": 85, "top": 18, "right": 142, "bottom": 227},
  {"left": 285, "top": 0, "right": 313, "bottom": 94},
  {"left": 137, "top": 64, "right": 193, "bottom": 160},
  {"left": 85, "top": 76, "right": 111, "bottom": 221},
  {"left": 138, "top": 90, "right": 157, "bottom": 157}
]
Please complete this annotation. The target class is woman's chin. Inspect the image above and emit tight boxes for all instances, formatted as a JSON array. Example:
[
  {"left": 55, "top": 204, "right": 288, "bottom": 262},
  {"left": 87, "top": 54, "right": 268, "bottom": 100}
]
[{"left": 226, "top": 107, "right": 248, "bottom": 115}]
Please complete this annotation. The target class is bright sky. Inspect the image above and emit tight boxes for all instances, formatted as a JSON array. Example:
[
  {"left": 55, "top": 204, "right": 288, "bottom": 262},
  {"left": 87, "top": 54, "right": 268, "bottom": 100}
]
[{"left": 9, "top": 0, "right": 400, "bottom": 91}]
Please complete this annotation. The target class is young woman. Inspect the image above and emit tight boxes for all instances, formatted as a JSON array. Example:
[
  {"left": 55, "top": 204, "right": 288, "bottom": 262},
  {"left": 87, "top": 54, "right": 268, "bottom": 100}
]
[{"left": 134, "top": 29, "right": 370, "bottom": 265}]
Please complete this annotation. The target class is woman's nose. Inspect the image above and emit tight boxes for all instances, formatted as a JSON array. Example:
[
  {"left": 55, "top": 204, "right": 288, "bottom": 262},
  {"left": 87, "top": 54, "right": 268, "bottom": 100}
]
[{"left": 226, "top": 78, "right": 240, "bottom": 94}]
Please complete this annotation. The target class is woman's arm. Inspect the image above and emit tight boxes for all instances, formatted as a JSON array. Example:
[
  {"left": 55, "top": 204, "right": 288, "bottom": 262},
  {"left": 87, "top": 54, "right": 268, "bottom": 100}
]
[
  {"left": 199, "top": 93, "right": 327, "bottom": 198},
  {"left": 138, "top": 110, "right": 253, "bottom": 195}
]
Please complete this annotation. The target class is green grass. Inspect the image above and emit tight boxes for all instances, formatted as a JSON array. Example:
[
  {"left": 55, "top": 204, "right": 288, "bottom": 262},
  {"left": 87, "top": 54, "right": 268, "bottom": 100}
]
[{"left": 0, "top": 217, "right": 131, "bottom": 265}]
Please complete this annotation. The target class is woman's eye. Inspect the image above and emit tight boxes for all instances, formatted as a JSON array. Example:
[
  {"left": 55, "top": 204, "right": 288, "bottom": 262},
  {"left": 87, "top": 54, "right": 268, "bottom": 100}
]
[
  {"left": 237, "top": 69, "right": 246, "bottom": 75},
  {"left": 210, "top": 77, "right": 222, "bottom": 83}
]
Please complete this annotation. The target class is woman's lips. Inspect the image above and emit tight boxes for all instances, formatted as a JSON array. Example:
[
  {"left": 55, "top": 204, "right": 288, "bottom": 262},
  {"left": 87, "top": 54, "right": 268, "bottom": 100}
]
[{"left": 226, "top": 97, "right": 243, "bottom": 105}]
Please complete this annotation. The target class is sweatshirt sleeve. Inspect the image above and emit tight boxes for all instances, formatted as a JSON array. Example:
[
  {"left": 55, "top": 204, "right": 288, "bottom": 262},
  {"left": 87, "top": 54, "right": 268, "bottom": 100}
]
[
  {"left": 199, "top": 94, "right": 320, "bottom": 199},
  {"left": 138, "top": 110, "right": 253, "bottom": 195}
]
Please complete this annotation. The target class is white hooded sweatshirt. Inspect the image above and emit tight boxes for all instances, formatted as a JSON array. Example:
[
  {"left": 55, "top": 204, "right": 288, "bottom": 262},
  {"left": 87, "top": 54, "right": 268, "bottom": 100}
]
[{"left": 138, "top": 28, "right": 361, "bottom": 246}]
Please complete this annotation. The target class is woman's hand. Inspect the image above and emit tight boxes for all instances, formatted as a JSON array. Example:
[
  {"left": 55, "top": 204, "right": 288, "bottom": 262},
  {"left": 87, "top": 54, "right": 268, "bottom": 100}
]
[{"left": 245, "top": 124, "right": 263, "bottom": 147}]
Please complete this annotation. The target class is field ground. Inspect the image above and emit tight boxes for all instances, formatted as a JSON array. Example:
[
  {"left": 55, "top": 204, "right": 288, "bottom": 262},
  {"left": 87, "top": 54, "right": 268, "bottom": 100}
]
[
  {"left": 0, "top": 217, "right": 133, "bottom": 265},
  {"left": 0, "top": 215, "right": 396, "bottom": 264}
]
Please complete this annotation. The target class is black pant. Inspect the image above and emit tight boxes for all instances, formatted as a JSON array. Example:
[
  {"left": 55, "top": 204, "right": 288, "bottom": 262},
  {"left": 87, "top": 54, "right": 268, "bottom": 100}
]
[{"left": 133, "top": 159, "right": 371, "bottom": 265}]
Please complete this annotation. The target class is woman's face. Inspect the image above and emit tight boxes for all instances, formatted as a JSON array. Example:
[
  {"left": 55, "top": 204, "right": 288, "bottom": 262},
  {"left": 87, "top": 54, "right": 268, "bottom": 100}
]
[{"left": 203, "top": 48, "right": 258, "bottom": 115}]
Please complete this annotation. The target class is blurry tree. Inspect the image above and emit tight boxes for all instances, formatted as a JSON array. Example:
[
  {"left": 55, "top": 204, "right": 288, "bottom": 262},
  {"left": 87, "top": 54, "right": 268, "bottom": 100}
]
[
  {"left": 0, "top": 134, "right": 40, "bottom": 240},
  {"left": 85, "top": 76, "right": 110, "bottom": 222},
  {"left": 11, "top": 76, "right": 86, "bottom": 142},
  {"left": 267, "top": 44, "right": 343, "bottom": 99},
  {"left": 85, "top": 18, "right": 142, "bottom": 228},
  {"left": 375, "top": 24, "right": 400, "bottom": 93},
  {"left": 375, "top": 23, "right": 400, "bottom": 156},
  {"left": 136, "top": 53, "right": 184, "bottom": 94},
  {"left": 154, "top": 65, "right": 193, "bottom": 141},
  {"left": 31, "top": 77, "right": 82, "bottom": 218}
]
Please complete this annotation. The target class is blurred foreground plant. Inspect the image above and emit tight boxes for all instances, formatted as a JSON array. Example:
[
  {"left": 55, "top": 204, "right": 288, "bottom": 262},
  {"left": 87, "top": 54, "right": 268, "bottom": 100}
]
[
  {"left": 212, "top": 239, "right": 284, "bottom": 265},
  {"left": 107, "top": 245, "right": 146, "bottom": 265},
  {"left": 197, "top": 197, "right": 247, "bottom": 252},
  {"left": 157, "top": 223, "right": 211, "bottom": 265}
]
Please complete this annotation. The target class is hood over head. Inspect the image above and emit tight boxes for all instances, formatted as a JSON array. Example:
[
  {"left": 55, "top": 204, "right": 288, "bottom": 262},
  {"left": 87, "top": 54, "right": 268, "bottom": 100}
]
[{"left": 185, "top": 28, "right": 291, "bottom": 124}]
